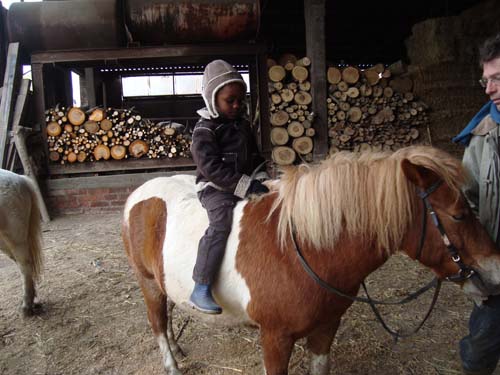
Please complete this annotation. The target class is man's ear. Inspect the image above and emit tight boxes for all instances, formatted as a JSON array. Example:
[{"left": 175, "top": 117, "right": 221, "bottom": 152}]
[{"left": 401, "top": 159, "right": 440, "bottom": 189}]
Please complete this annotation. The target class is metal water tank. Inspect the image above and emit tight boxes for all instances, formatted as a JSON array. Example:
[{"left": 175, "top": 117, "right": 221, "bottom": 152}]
[
  {"left": 7, "top": 0, "right": 123, "bottom": 54},
  {"left": 125, "top": 0, "right": 260, "bottom": 45}
]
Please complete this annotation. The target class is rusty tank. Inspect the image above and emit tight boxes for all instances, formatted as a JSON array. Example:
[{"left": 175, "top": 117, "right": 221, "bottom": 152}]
[
  {"left": 7, "top": 0, "right": 124, "bottom": 54},
  {"left": 124, "top": 0, "right": 260, "bottom": 45}
]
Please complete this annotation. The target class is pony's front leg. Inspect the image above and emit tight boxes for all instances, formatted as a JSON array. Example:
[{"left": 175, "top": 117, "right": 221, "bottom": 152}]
[
  {"left": 260, "top": 328, "right": 294, "bottom": 375},
  {"left": 306, "top": 320, "right": 340, "bottom": 375}
]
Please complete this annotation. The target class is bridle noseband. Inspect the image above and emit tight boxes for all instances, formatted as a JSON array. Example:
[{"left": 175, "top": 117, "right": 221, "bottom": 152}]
[
  {"left": 416, "top": 179, "right": 476, "bottom": 282},
  {"left": 292, "top": 178, "right": 478, "bottom": 341}
]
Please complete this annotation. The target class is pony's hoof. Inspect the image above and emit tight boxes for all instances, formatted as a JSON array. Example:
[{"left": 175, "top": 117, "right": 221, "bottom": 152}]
[{"left": 21, "top": 302, "right": 42, "bottom": 317}]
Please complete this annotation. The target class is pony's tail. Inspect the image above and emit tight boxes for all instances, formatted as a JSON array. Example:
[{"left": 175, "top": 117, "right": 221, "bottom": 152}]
[{"left": 24, "top": 176, "right": 43, "bottom": 281}]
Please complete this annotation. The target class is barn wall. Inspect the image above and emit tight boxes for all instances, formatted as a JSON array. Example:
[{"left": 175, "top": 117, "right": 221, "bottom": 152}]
[
  {"left": 45, "top": 170, "right": 195, "bottom": 215},
  {"left": 406, "top": 0, "right": 499, "bottom": 156}
]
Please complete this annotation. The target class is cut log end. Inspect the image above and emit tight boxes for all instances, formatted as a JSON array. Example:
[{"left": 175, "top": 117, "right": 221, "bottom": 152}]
[
  {"left": 272, "top": 146, "right": 296, "bottom": 165},
  {"left": 67, "top": 107, "right": 86, "bottom": 126},
  {"left": 93, "top": 144, "right": 111, "bottom": 161},
  {"left": 129, "top": 140, "right": 149, "bottom": 158}
]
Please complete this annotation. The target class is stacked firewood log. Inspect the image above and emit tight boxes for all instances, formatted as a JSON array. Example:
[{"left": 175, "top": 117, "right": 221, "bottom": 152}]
[
  {"left": 45, "top": 106, "right": 191, "bottom": 164},
  {"left": 326, "top": 62, "right": 429, "bottom": 154},
  {"left": 268, "top": 54, "right": 315, "bottom": 165}
]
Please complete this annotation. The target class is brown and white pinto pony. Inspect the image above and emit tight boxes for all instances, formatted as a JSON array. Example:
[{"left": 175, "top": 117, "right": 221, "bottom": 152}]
[
  {"left": 0, "top": 169, "right": 43, "bottom": 316},
  {"left": 122, "top": 146, "right": 500, "bottom": 375}
]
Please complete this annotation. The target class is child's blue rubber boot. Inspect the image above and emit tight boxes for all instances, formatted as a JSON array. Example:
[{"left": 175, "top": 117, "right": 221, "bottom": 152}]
[{"left": 189, "top": 283, "right": 222, "bottom": 314}]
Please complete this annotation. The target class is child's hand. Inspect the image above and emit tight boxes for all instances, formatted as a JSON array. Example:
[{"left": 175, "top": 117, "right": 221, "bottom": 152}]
[{"left": 246, "top": 180, "right": 270, "bottom": 197}]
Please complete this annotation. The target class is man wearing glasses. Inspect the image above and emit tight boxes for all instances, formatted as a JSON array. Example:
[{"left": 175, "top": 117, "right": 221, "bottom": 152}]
[{"left": 453, "top": 32, "right": 500, "bottom": 375}]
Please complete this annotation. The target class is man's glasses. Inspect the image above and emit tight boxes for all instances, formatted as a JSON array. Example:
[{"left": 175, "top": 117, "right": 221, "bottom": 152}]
[{"left": 479, "top": 76, "right": 500, "bottom": 88}]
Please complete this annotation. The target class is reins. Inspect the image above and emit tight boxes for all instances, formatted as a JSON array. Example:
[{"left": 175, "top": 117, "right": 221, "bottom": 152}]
[
  {"left": 290, "top": 178, "right": 476, "bottom": 341},
  {"left": 291, "top": 229, "right": 441, "bottom": 341}
]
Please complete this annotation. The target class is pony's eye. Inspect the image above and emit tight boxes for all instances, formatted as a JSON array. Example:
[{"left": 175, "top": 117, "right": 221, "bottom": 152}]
[{"left": 452, "top": 213, "right": 465, "bottom": 221}]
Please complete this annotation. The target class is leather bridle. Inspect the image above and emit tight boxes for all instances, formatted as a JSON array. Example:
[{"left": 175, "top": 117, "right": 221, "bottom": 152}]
[
  {"left": 292, "top": 178, "right": 479, "bottom": 341},
  {"left": 416, "top": 179, "right": 476, "bottom": 282}
]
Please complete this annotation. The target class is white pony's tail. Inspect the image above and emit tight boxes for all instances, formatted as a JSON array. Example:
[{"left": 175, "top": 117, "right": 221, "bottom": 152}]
[{"left": 23, "top": 176, "right": 43, "bottom": 281}]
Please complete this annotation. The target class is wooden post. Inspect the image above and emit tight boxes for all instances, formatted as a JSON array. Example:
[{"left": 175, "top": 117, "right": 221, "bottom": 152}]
[
  {"left": 84, "top": 67, "right": 97, "bottom": 108},
  {"left": 12, "top": 79, "right": 50, "bottom": 222},
  {"left": 304, "top": 0, "right": 328, "bottom": 160},
  {"left": 257, "top": 53, "right": 272, "bottom": 159},
  {"left": 0, "top": 42, "right": 21, "bottom": 168},
  {"left": 32, "top": 63, "right": 50, "bottom": 160}
]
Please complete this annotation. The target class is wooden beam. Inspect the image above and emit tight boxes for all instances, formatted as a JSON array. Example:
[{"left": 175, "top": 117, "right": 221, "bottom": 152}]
[
  {"left": 31, "top": 44, "right": 267, "bottom": 64},
  {"left": 304, "top": 0, "right": 328, "bottom": 160},
  {"left": 257, "top": 53, "right": 272, "bottom": 159},
  {"left": 48, "top": 157, "right": 195, "bottom": 175},
  {"left": 12, "top": 79, "right": 50, "bottom": 222},
  {"left": 0, "top": 43, "right": 21, "bottom": 167},
  {"left": 84, "top": 67, "right": 96, "bottom": 108},
  {"left": 31, "top": 63, "right": 49, "bottom": 160}
]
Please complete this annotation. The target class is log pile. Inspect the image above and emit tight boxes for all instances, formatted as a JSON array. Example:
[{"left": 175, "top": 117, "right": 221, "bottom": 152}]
[
  {"left": 45, "top": 106, "right": 191, "bottom": 164},
  {"left": 326, "top": 62, "right": 429, "bottom": 154},
  {"left": 268, "top": 54, "right": 315, "bottom": 165}
]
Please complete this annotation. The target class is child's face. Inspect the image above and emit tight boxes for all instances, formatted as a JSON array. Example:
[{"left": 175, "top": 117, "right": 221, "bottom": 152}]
[{"left": 215, "top": 82, "right": 246, "bottom": 120}]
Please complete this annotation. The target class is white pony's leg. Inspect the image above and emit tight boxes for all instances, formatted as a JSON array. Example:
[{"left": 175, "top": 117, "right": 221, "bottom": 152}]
[
  {"left": 166, "top": 299, "right": 185, "bottom": 358},
  {"left": 0, "top": 235, "right": 36, "bottom": 315},
  {"left": 19, "top": 259, "right": 36, "bottom": 315},
  {"left": 12, "top": 238, "right": 37, "bottom": 315}
]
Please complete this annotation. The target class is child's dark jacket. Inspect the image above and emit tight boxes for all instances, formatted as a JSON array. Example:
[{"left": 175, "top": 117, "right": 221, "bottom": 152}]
[{"left": 191, "top": 117, "right": 265, "bottom": 199}]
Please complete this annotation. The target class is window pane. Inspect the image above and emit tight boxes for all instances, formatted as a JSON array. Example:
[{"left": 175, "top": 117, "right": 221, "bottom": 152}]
[
  {"left": 242, "top": 73, "right": 250, "bottom": 92},
  {"left": 150, "top": 76, "right": 174, "bottom": 95},
  {"left": 71, "top": 71, "right": 81, "bottom": 107},
  {"left": 121, "top": 72, "right": 249, "bottom": 96},
  {"left": 174, "top": 74, "right": 203, "bottom": 95},
  {"left": 122, "top": 76, "right": 173, "bottom": 97}
]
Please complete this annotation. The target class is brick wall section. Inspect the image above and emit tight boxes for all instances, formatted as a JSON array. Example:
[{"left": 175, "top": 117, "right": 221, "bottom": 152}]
[
  {"left": 45, "top": 171, "right": 196, "bottom": 216},
  {"left": 47, "top": 186, "right": 139, "bottom": 216}
]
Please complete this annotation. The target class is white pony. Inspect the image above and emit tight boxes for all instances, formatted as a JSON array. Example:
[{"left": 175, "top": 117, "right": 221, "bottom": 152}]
[{"left": 0, "top": 169, "right": 43, "bottom": 315}]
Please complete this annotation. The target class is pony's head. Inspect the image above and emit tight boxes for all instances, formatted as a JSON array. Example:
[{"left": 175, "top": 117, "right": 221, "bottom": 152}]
[
  {"left": 270, "top": 146, "right": 500, "bottom": 302},
  {"left": 399, "top": 146, "right": 500, "bottom": 303}
]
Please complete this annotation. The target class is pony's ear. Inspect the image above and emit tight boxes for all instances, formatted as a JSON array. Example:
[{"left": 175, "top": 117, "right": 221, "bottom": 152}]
[{"left": 401, "top": 159, "right": 439, "bottom": 189}]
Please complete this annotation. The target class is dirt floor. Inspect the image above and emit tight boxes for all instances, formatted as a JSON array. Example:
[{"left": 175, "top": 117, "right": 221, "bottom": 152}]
[{"left": 0, "top": 212, "right": 498, "bottom": 375}]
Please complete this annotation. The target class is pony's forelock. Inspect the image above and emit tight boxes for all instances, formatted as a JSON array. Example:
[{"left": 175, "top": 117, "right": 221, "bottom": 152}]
[{"left": 268, "top": 146, "right": 466, "bottom": 254}]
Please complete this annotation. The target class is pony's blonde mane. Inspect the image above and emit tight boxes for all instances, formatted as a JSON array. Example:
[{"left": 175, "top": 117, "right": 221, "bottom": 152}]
[{"left": 269, "top": 145, "right": 466, "bottom": 253}]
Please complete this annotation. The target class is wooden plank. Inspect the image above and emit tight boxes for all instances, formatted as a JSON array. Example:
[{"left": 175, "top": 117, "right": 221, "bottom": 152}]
[
  {"left": 84, "top": 68, "right": 96, "bottom": 108},
  {"left": 47, "top": 170, "right": 195, "bottom": 190},
  {"left": 48, "top": 157, "right": 196, "bottom": 176},
  {"left": 12, "top": 79, "right": 30, "bottom": 131},
  {"left": 304, "top": 0, "right": 328, "bottom": 160},
  {"left": 14, "top": 128, "right": 51, "bottom": 222},
  {"left": 12, "top": 79, "right": 50, "bottom": 221},
  {"left": 31, "top": 44, "right": 267, "bottom": 64},
  {"left": 31, "top": 63, "right": 50, "bottom": 159},
  {"left": 0, "top": 43, "right": 21, "bottom": 167},
  {"left": 5, "top": 134, "right": 17, "bottom": 171},
  {"left": 257, "top": 53, "right": 272, "bottom": 159}
]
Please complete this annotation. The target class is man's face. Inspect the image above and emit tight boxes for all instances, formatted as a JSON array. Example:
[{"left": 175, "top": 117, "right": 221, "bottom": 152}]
[
  {"left": 215, "top": 82, "right": 246, "bottom": 120},
  {"left": 482, "top": 56, "right": 500, "bottom": 110}
]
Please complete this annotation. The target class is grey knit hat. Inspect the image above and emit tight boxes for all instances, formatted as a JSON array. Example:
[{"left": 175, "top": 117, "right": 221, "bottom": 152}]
[{"left": 201, "top": 59, "right": 247, "bottom": 119}]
